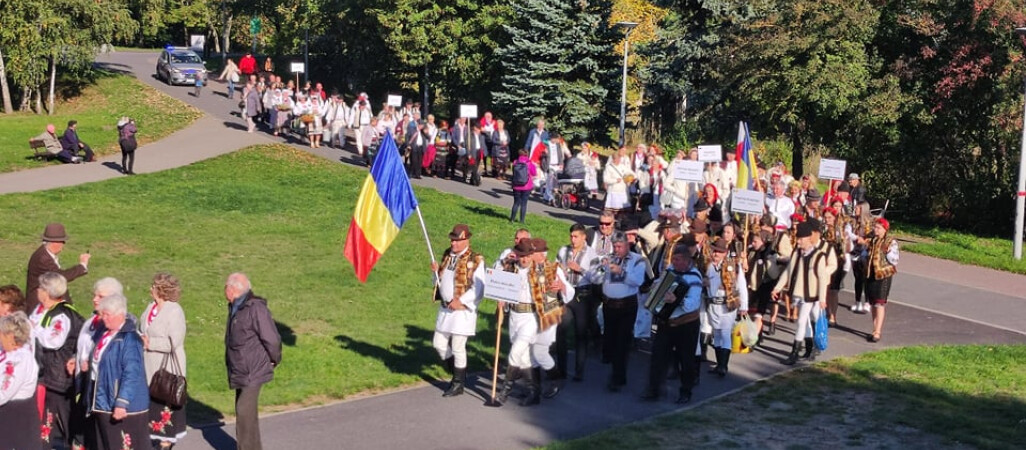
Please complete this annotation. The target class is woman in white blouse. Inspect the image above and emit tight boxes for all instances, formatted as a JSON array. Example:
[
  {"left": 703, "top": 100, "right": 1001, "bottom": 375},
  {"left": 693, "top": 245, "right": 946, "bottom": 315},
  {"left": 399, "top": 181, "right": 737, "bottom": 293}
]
[{"left": 139, "top": 272, "right": 188, "bottom": 448}]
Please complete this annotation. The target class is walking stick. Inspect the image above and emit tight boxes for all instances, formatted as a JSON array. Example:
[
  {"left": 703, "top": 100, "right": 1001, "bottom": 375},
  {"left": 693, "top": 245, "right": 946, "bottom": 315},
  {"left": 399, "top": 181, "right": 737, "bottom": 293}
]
[{"left": 485, "top": 304, "right": 505, "bottom": 407}]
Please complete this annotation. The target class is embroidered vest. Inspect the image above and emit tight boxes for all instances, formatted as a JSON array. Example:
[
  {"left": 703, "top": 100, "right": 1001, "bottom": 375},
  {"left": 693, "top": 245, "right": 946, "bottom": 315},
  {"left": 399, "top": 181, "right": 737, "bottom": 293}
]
[
  {"left": 868, "top": 235, "right": 897, "bottom": 280},
  {"left": 529, "top": 261, "right": 564, "bottom": 332},
  {"left": 719, "top": 258, "right": 741, "bottom": 311},
  {"left": 437, "top": 248, "right": 484, "bottom": 302}
]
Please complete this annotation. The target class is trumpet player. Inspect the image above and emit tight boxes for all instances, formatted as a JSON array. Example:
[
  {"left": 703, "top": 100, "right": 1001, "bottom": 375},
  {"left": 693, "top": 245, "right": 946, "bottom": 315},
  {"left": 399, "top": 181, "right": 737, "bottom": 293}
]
[{"left": 589, "top": 232, "right": 646, "bottom": 392}]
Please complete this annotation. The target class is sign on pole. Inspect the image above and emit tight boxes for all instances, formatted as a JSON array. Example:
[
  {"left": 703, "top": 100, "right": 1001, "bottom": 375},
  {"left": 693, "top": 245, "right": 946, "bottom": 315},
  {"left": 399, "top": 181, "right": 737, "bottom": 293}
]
[
  {"left": 731, "top": 189, "right": 766, "bottom": 215},
  {"left": 818, "top": 158, "right": 847, "bottom": 180},
  {"left": 250, "top": 17, "right": 262, "bottom": 35},
  {"left": 484, "top": 268, "right": 522, "bottom": 303},
  {"left": 289, "top": 62, "right": 305, "bottom": 73},
  {"left": 189, "top": 35, "right": 205, "bottom": 52},
  {"left": 673, "top": 160, "right": 704, "bottom": 182},
  {"left": 698, "top": 145, "right": 723, "bottom": 162},
  {"left": 460, "top": 104, "right": 478, "bottom": 119},
  {"left": 387, "top": 95, "right": 403, "bottom": 107}
]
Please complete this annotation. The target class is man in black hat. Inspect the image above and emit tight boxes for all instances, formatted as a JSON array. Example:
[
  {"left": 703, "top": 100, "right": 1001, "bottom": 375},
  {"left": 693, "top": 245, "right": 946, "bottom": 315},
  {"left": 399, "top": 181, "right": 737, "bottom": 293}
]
[
  {"left": 704, "top": 237, "right": 748, "bottom": 377},
  {"left": 641, "top": 242, "right": 703, "bottom": 403},
  {"left": 25, "top": 223, "right": 90, "bottom": 313},
  {"left": 430, "top": 224, "right": 485, "bottom": 397},
  {"left": 772, "top": 221, "right": 830, "bottom": 365}
]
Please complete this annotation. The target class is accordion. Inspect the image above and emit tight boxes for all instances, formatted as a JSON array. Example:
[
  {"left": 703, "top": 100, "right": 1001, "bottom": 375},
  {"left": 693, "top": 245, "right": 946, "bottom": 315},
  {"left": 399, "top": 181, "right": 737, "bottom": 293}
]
[{"left": 644, "top": 271, "right": 679, "bottom": 315}]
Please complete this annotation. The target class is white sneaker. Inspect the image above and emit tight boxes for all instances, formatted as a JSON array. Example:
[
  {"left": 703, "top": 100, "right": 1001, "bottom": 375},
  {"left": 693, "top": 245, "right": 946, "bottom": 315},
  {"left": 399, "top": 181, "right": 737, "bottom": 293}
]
[
  {"left": 851, "top": 303, "right": 861, "bottom": 313},
  {"left": 859, "top": 302, "right": 869, "bottom": 313}
]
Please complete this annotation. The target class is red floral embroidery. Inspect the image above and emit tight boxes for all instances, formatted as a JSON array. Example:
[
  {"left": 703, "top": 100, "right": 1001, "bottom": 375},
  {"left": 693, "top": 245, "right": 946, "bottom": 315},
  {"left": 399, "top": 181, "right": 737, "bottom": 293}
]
[
  {"left": 150, "top": 405, "right": 173, "bottom": 433},
  {"left": 40, "top": 412, "right": 53, "bottom": 442},
  {"left": 1, "top": 361, "right": 12, "bottom": 391},
  {"left": 50, "top": 318, "right": 64, "bottom": 337},
  {"left": 121, "top": 430, "right": 133, "bottom": 449}
]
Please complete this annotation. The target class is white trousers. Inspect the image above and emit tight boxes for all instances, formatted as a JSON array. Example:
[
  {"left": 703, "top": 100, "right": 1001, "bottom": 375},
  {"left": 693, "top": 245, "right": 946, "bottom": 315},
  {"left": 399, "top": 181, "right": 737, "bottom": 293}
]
[
  {"left": 432, "top": 331, "right": 469, "bottom": 369},
  {"left": 793, "top": 297, "right": 821, "bottom": 342}
]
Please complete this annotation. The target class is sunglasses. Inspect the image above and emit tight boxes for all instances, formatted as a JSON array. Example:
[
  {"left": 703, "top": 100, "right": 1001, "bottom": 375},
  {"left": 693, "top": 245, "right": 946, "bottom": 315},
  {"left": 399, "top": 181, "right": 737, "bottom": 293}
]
[{"left": 600, "top": 222, "right": 614, "bottom": 226}]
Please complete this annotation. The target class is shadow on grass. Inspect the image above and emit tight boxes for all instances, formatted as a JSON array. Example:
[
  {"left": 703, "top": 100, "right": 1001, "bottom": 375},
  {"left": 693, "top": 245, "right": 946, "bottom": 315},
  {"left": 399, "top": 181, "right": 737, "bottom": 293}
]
[
  {"left": 461, "top": 204, "right": 508, "bottom": 220},
  {"left": 276, "top": 320, "right": 296, "bottom": 347},
  {"left": 333, "top": 324, "right": 440, "bottom": 383}
]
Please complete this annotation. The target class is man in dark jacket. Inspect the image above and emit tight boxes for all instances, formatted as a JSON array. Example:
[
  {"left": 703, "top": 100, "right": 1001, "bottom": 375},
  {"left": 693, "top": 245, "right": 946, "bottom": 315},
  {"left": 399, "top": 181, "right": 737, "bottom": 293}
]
[
  {"left": 224, "top": 272, "right": 282, "bottom": 450},
  {"left": 60, "top": 120, "right": 95, "bottom": 162},
  {"left": 25, "top": 223, "right": 90, "bottom": 313}
]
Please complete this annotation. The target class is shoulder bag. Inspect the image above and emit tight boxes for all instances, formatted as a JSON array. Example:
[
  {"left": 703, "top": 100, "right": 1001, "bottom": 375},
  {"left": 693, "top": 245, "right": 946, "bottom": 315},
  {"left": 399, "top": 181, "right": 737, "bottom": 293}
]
[{"left": 150, "top": 337, "right": 188, "bottom": 408}]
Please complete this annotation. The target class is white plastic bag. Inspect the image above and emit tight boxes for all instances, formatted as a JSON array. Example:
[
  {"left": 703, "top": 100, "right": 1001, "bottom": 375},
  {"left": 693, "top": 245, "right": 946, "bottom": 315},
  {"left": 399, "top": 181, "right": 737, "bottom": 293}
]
[{"left": 739, "top": 316, "right": 759, "bottom": 348}]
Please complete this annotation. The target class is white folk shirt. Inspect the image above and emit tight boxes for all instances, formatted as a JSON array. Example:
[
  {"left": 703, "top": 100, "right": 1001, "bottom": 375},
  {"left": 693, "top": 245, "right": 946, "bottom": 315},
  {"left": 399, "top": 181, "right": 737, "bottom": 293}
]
[
  {"left": 435, "top": 249, "right": 485, "bottom": 336},
  {"left": 76, "top": 314, "right": 102, "bottom": 374},
  {"left": 705, "top": 261, "right": 749, "bottom": 330},
  {"left": 507, "top": 263, "right": 574, "bottom": 345},
  {"left": 34, "top": 306, "right": 71, "bottom": 352},
  {"left": 766, "top": 193, "right": 796, "bottom": 229},
  {"left": 556, "top": 245, "right": 599, "bottom": 288},
  {"left": 0, "top": 344, "right": 39, "bottom": 403}
]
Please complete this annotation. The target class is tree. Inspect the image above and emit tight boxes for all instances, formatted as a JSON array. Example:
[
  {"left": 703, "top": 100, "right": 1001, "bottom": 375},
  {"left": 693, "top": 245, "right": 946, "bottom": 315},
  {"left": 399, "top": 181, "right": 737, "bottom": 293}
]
[{"left": 493, "top": 0, "right": 618, "bottom": 142}]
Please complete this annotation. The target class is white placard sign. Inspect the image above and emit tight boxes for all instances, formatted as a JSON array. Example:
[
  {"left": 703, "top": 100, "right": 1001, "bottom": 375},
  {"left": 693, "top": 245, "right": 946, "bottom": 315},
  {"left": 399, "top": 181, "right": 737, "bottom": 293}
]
[
  {"left": 673, "top": 160, "right": 705, "bottom": 182},
  {"left": 460, "top": 104, "right": 478, "bottom": 118},
  {"left": 289, "top": 62, "right": 305, "bottom": 73},
  {"left": 387, "top": 95, "right": 402, "bottom": 107},
  {"left": 731, "top": 189, "right": 766, "bottom": 215},
  {"left": 818, "top": 158, "right": 847, "bottom": 180},
  {"left": 698, "top": 145, "right": 722, "bottom": 162},
  {"left": 484, "top": 268, "right": 522, "bottom": 302},
  {"left": 189, "top": 35, "right": 205, "bottom": 52}
]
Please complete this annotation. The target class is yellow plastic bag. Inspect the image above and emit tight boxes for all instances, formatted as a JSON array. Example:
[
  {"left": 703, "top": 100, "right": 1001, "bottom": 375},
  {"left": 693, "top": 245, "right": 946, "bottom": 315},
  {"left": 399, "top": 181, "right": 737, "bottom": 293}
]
[{"left": 732, "top": 322, "right": 751, "bottom": 354}]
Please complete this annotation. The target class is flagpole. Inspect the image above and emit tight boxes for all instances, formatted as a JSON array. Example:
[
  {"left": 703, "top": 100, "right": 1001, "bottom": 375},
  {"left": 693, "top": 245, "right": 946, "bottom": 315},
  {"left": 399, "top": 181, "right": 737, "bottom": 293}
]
[{"left": 415, "top": 205, "right": 436, "bottom": 263}]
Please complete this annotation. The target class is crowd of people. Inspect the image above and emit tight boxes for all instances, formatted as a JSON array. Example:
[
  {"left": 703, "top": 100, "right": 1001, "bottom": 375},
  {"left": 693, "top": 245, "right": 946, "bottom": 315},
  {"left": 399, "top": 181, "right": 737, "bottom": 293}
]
[
  {"left": 431, "top": 159, "right": 897, "bottom": 406},
  {"left": 0, "top": 223, "right": 282, "bottom": 450}
]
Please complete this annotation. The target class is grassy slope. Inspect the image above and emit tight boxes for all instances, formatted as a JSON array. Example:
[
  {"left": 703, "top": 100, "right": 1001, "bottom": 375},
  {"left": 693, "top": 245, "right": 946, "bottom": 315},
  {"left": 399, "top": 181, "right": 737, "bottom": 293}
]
[
  {"left": 892, "top": 222, "right": 1026, "bottom": 275},
  {"left": 547, "top": 345, "right": 1026, "bottom": 450},
  {"left": 0, "top": 72, "right": 201, "bottom": 173},
  {"left": 0, "top": 145, "right": 571, "bottom": 420}
]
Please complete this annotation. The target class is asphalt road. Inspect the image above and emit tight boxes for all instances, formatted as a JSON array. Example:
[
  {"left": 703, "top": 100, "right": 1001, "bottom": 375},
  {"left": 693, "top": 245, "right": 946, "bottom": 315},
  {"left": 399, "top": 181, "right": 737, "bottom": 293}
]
[{"left": 11, "top": 51, "right": 1026, "bottom": 449}]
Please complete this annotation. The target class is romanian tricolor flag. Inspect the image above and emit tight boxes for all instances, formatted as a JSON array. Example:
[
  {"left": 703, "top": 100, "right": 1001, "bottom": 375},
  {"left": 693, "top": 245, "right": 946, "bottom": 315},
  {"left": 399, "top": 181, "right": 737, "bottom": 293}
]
[
  {"left": 735, "top": 121, "right": 758, "bottom": 190},
  {"left": 344, "top": 131, "right": 419, "bottom": 282}
]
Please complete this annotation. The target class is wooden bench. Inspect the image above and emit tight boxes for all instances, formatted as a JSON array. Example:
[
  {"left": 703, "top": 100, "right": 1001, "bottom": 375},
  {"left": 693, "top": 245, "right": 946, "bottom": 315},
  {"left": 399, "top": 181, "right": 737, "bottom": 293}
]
[{"left": 29, "top": 139, "right": 56, "bottom": 161}]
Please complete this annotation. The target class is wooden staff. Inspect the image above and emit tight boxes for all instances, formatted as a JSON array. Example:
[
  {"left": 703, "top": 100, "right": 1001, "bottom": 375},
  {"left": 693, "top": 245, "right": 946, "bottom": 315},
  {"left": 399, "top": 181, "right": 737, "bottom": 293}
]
[{"left": 487, "top": 304, "right": 505, "bottom": 406}]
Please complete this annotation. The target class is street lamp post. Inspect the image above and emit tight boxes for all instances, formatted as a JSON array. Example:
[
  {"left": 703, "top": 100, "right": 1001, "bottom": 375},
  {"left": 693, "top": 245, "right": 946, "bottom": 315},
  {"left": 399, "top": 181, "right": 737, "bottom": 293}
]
[
  {"left": 616, "top": 21, "right": 638, "bottom": 148},
  {"left": 1014, "top": 27, "right": 1026, "bottom": 259}
]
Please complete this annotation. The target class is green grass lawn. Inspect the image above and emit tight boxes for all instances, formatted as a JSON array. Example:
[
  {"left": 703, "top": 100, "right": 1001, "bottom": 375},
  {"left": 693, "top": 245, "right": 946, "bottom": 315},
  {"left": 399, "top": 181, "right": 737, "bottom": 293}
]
[
  {"left": 0, "top": 145, "right": 570, "bottom": 422},
  {"left": 547, "top": 345, "right": 1026, "bottom": 450},
  {"left": 892, "top": 222, "right": 1026, "bottom": 275},
  {"left": 0, "top": 72, "right": 201, "bottom": 173}
]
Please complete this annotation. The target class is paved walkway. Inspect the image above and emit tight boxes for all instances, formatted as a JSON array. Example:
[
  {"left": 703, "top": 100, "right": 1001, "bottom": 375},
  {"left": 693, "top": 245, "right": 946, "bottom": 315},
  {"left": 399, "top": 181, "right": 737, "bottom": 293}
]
[{"left": 3, "top": 51, "right": 1025, "bottom": 449}]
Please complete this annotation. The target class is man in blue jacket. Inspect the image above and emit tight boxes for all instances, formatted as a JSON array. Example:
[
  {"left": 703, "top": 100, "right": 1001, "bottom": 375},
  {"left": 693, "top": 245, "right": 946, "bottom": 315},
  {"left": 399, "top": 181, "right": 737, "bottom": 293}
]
[{"left": 224, "top": 272, "right": 283, "bottom": 450}]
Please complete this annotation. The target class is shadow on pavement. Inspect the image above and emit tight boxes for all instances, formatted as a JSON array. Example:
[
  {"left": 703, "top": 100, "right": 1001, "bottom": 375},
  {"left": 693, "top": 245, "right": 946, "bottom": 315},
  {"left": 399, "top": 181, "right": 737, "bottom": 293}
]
[
  {"left": 101, "top": 161, "right": 125, "bottom": 174},
  {"left": 221, "top": 121, "right": 248, "bottom": 132}
]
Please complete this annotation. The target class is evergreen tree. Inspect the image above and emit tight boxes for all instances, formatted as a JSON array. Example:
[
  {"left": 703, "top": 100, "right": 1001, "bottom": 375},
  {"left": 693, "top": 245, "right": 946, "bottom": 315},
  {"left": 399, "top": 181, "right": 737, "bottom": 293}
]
[{"left": 493, "top": 0, "right": 618, "bottom": 142}]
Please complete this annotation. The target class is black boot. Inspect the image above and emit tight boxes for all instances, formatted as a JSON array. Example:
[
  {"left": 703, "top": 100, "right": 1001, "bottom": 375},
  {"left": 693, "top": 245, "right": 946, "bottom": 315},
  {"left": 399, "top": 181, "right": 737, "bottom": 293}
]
[
  {"left": 543, "top": 368, "right": 563, "bottom": 399},
  {"left": 520, "top": 368, "right": 541, "bottom": 406},
  {"left": 782, "top": 341, "right": 801, "bottom": 366},
  {"left": 708, "top": 347, "right": 722, "bottom": 374},
  {"left": 497, "top": 366, "right": 518, "bottom": 404},
  {"left": 766, "top": 321, "right": 776, "bottom": 336},
  {"left": 699, "top": 333, "right": 711, "bottom": 362},
  {"left": 676, "top": 386, "right": 693, "bottom": 404},
  {"left": 803, "top": 337, "right": 815, "bottom": 361},
  {"left": 717, "top": 349, "right": 730, "bottom": 377},
  {"left": 443, "top": 366, "right": 466, "bottom": 397}
]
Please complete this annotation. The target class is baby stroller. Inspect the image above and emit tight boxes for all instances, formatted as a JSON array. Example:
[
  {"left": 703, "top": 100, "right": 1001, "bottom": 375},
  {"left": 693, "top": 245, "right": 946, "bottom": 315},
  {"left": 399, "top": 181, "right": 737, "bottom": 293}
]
[{"left": 555, "top": 176, "right": 589, "bottom": 210}]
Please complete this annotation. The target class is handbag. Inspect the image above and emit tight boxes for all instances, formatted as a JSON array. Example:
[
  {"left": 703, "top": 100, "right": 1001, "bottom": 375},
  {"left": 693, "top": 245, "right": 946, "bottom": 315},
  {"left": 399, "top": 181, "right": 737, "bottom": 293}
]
[{"left": 149, "top": 337, "right": 187, "bottom": 408}]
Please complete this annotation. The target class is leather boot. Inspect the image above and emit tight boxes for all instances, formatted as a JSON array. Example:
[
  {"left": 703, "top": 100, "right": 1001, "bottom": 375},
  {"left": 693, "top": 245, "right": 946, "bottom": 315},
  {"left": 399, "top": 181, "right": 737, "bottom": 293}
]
[
  {"left": 782, "top": 341, "right": 801, "bottom": 366},
  {"left": 443, "top": 366, "right": 466, "bottom": 397},
  {"left": 497, "top": 366, "right": 518, "bottom": 404},
  {"left": 543, "top": 368, "right": 563, "bottom": 399},
  {"left": 676, "top": 387, "right": 693, "bottom": 404},
  {"left": 766, "top": 321, "right": 776, "bottom": 336},
  {"left": 699, "top": 333, "right": 711, "bottom": 362},
  {"left": 803, "top": 338, "right": 815, "bottom": 360},
  {"left": 708, "top": 347, "right": 722, "bottom": 374},
  {"left": 442, "top": 357, "right": 455, "bottom": 392},
  {"left": 520, "top": 368, "right": 541, "bottom": 406},
  {"left": 717, "top": 349, "right": 730, "bottom": 377}
]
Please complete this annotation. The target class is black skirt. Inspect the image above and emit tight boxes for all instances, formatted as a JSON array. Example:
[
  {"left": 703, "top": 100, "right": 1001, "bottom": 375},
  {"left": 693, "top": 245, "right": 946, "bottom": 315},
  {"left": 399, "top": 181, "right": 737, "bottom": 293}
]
[
  {"left": 94, "top": 410, "right": 150, "bottom": 450},
  {"left": 0, "top": 394, "right": 42, "bottom": 450},
  {"left": 866, "top": 276, "right": 893, "bottom": 301},
  {"left": 148, "top": 399, "right": 187, "bottom": 443}
]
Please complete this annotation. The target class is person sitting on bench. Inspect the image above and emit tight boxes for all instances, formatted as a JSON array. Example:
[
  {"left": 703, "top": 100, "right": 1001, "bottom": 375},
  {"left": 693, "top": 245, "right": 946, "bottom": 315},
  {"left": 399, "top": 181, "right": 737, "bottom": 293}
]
[
  {"left": 60, "top": 120, "right": 94, "bottom": 162},
  {"left": 32, "top": 124, "right": 80, "bottom": 163}
]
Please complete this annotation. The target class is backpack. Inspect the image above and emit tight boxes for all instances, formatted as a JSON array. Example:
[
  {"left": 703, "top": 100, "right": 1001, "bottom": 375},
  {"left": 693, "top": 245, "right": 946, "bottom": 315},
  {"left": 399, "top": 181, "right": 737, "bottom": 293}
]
[{"left": 512, "top": 160, "right": 530, "bottom": 188}]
